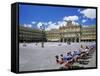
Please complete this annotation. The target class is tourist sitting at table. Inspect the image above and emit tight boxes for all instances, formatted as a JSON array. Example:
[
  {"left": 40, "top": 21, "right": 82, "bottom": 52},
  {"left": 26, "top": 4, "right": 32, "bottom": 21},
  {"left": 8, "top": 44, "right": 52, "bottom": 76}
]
[
  {"left": 79, "top": 45, "right": 91, "bottom": 58},
  {"left": 60, "top": 54, "right": 64, "bottom": 61},
  {"left": 63, "top": 52, "right": 76, "bottom": 68},
  {"left": 55, "top": 52, "right": 73, "bottom": 64},
  {"left": 79, "top": 45, "right": 85, "bottom": 53},
  {"left": 84, "top": 46, "right": 89, "bottom": 54},
  {"left": 79, "top": 45, "right": 88, "bottom": 56},
  {"left": 55, "top": 55, "right": 64, "bottom": 64},
  {"left": 63, "top": 52, "right": 73, "bottom": 63},
  {"left": 55, "top": 55, "right": 59, "bottom": 63},
  {"left": 72, "top": 50, "right": 81, "bottom": 62}
]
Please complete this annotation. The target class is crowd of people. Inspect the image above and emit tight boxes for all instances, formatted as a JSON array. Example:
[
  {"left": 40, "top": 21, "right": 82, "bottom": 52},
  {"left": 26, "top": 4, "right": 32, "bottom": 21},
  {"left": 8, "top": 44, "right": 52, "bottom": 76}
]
[{"left": 55, "top": 44, "right": 96, "bottom": 69}]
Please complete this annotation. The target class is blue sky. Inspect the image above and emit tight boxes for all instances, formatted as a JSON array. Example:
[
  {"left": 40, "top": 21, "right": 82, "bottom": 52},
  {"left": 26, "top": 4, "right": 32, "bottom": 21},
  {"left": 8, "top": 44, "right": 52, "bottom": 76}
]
[{"left": 19, "top": 4, "right": 96, "bottom": 30}]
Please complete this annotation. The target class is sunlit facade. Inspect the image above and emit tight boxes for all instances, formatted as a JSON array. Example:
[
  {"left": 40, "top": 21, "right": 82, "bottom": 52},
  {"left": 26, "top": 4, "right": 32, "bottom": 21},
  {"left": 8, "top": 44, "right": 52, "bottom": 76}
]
[
  {"left": 19, "top": 26, "right": 47, "bottom": 42},
  {"left": 46, "top": 21, "right": 96, "bottom": 42},
  {"left": 81, "top": 26, "right": 96, "bottom": 42},
  {"left": 59, "top": 21, "right": 81, "bottom": 42},
  {"left": 46, "top": 29, "right": 60, "bottom": 42},
  {"left": 19, "top": 21, "right": 96, "bottom": 43}
]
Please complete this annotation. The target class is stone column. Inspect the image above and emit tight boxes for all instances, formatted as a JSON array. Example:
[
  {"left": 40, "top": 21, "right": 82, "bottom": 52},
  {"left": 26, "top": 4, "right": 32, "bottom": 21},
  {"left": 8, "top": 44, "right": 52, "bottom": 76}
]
[
  {"left": 79, "top": 37, "right": 80, "bottom": 43},
  {"left": 63, "top": 38, "right": 65, "bottom": 42},
  {"left": 70, "top": 38, "right": 72, "bottom": 42},
  {"left": 62, "top": 38, "right": 64, "bottom": 42},
  {"left": 74, "top": 37, "right": 76, "bottom": 42}
]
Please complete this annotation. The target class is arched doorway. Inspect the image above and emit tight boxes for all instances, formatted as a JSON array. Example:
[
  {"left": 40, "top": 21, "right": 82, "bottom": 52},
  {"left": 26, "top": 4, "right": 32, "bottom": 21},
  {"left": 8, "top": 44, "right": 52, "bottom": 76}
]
[
  {"left": 72, "top": 38, "right": 74, "bottom": 42},
  {"left": 60, "top": 38, "right": 63, "bottom": 42},
  {"left": 64, "top": 38, "right": 67, "bottom": 42},
  {"left": 76, "top": 38, "right": 79, "bottom": 42}
]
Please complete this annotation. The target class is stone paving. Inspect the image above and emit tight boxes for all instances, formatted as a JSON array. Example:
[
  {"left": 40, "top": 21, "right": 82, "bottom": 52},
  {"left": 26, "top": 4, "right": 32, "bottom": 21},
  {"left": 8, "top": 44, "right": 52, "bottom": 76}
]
[{"left": 19, "top": 42, "right": 96, "bottom": 71}]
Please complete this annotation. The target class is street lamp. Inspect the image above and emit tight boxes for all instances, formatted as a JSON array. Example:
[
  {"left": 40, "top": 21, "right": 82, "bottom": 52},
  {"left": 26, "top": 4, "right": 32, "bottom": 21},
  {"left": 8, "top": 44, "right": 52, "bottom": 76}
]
[{"left": 40, "top": 24, "right": 45, "bottom": 48}]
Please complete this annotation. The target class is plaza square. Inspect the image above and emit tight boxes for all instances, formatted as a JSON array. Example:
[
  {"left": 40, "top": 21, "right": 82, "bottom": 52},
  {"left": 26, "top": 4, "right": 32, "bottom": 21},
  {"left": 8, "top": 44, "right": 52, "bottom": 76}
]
[{"left": 19, "top": 42, "right": 96, "bottom": 71}]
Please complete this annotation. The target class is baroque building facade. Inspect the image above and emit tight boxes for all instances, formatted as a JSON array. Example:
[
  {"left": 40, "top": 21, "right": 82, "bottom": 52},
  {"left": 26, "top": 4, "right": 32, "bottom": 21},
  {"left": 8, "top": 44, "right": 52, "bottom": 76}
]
[
  {"left": 46, "top": 29, "right": 60, "bottom": 42},
  {"left": 19, "top": 26, "right": 47, "bottom": 42},
  {"left": 59, "top": 21, "right": 81, "bottom": 42},
  {"left": 46, "top": 21, "right": 96, "bottom": 42},
  {"left": 19, "top": 21, "right": 96, "bottom": 43},
  {"left": 81, "top": 26, "right": 96, "bottom": 42}
]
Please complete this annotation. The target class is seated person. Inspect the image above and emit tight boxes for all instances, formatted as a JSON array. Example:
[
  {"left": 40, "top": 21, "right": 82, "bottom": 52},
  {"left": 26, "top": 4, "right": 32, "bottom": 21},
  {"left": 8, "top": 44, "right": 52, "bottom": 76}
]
[
  {"left": 79, "top": 45, "right": 86, "bottom": 53},
  {"left": 55, "top": 55, "right": 64, "bottom": 64},
  {"left": 86, "top": 46, "right": 89, "bottom": 49},
  {"left": 90, "top": 44, "right": 96, "bottom": 49},
  {"left": 61, "top": 52, "right": 74, "bottom": 69},
  {"left": 55, "top": 53, "right": 73, "bottom": 65},
  {"left": 63, "top": 52, "right": 73, "bottom": 63},
  {"left": 55, "top": 55, "right": 59, "bottom": 63},
  {"left": 74, "top": 51, "right": 81, "bottom": 56},
  {"left": 84, "top": 46, "right": 89, "bottom": 54},
  {"left": 60, "top": 54, "right": 64, "bottom": 61},
  {"left": 72, "top": 51, "right": 81, "bottom": 61},
  {"left": 80, "top": 45, "right": 89, "bottom": 54}
]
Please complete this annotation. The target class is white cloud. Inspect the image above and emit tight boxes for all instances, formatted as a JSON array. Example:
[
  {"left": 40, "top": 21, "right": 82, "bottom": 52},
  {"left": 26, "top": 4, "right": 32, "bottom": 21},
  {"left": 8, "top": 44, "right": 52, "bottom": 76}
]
[
  {"left": 24, "top": 24, "right": 27, "bottom": 27},
  {"left": 31, "top": 21, "right": 36, "bottom": 24},
  {"left": 82, "top": 19, "right": 87, "bottom": 23},
  {"left": 28, "top": 24, "right": 32, "bottom": 28},
  {"left": 24, "top": 24, "right": 32, "bottom": 28},
  {"left": 80, "top": 9, "right": 96, "bottom": 19},
  {"left": 57, "top": 21, "right": 67, "bottom": 26},
  {"left": 36, "top": 15, "right": 80, "bottom": 31},
  {"left": 43, "top": 22, "right": 48, "bottom": 25},
  {"left": 72, "top": 21, "right": 79, "bottom": 25},
  {"left": 48, "top": 21, "right": 52, "bottom": 25},
  {"left": 45, "top": 22, "right": 59, "bottom": 31},
  {"left": 45, "top": 20, "right": 80, "bottom": 31},
  {"left": 37, "top": 22, "right": 43, "bottom": 28},
  {"left": 45, "top": 21, "right": 67, "bottom": 30},
  {"left": 63, "top": 15, "right": 79, "bottom": 21},
  {"left": 37, "top": 22, "right": 49, "bottom": 30}
]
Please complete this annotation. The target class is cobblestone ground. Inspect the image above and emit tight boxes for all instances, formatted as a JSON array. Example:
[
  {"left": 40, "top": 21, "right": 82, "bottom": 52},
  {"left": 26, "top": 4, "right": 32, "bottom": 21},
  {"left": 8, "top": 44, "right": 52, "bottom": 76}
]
[{"left": 19, "top": 42, "right": 96, "bottom": 71}]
